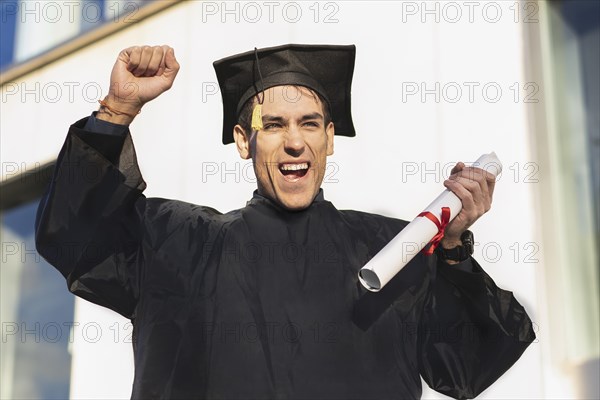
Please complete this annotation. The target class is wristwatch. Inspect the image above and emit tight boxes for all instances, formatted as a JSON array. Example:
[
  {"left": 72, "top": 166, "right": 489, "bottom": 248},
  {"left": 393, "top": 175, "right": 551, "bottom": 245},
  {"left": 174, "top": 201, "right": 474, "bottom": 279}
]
[{"left": 437, "top": 230, "right": 474, "bottom": 262}]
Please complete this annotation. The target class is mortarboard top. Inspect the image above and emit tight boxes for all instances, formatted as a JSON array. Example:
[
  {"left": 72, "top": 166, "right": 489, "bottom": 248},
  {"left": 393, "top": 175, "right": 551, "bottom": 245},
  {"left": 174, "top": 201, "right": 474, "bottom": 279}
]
[{"left": 213, "top": 44, "right": 356, "bottom": 145}]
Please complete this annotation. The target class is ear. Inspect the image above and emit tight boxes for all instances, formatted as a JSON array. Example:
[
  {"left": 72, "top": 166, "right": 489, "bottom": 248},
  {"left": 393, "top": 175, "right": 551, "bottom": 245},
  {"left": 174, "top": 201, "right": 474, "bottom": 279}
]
[
  {"left": 234, "top": 125, "right": 251, "bottom": 159},
  {"left": 326, "top": 121, "right": 334, "bottom": 156}
]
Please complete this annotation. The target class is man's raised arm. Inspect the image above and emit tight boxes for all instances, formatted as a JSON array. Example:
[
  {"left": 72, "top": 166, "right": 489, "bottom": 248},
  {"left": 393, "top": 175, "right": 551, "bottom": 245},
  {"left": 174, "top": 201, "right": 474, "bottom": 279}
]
[{"left": 34, "top": 45, "right": 179, "bottom": 318}]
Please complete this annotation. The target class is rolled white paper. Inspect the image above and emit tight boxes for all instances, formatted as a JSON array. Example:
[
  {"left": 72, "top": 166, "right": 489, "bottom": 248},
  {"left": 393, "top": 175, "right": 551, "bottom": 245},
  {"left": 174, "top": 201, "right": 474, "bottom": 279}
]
[{"left": 358, "top": 152, "right": 502, "bottom": 292}]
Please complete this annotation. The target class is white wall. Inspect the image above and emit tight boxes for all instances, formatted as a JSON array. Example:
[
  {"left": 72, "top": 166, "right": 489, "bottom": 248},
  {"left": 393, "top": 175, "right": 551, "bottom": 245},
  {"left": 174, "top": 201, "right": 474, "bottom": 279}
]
[{"left": 1, "top": 1, "right": 546, "bottom": 398}]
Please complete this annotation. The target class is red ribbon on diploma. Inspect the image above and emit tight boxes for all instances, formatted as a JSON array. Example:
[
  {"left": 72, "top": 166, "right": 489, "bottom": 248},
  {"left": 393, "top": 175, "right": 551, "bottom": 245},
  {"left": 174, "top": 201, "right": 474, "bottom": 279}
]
[{"left": 418, "top": 207, "right": 451, "bottom": 255}]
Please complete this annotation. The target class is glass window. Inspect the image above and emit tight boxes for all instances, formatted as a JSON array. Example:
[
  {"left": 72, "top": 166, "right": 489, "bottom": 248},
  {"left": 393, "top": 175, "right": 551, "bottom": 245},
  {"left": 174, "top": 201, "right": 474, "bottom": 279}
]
[
  {"left": 1, "top": 199, "right": 75, "bottom": 399},
  {"left": 0, "top": 0, "right": 151, "bottom": 70}
]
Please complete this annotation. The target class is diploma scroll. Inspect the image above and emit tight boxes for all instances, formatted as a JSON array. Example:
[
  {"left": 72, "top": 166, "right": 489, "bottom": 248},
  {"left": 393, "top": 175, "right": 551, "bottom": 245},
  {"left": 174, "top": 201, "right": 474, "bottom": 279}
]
[{"left": 358, "top": 152, "right": 502, "bottom": 292}]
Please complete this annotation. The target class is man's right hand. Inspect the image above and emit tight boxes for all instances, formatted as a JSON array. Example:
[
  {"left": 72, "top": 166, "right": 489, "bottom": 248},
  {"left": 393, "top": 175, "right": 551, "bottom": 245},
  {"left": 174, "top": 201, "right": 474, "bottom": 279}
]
[{"left": 97, "top": 45, "right": 180, "bottom": 125}]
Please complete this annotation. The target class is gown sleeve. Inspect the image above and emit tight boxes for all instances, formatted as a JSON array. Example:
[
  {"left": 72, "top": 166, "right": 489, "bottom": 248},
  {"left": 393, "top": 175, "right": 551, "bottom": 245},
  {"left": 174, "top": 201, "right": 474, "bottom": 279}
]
[
  {"left": 35, "top": 116, "right": 147, "bottom": 319},
  {"left": 418, "top": 256, "right": 536, "bottom": 399}
]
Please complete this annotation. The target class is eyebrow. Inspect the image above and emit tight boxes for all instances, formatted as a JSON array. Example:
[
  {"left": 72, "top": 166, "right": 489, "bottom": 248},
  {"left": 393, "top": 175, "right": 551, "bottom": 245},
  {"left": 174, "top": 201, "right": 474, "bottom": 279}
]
[
  {"left": 262, "top": 112, "right": 324, "bottom": 123},
  {"left": 300, "top": 112, "right": 324, "bottom": 121},
  {"left": 262, "top": 115, "right": 286, "bottom": 124}
]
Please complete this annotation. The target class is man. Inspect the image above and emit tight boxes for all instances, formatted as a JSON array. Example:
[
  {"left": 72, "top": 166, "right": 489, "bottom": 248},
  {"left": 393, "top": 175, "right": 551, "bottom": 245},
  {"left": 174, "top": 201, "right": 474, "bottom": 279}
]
[{"left": 35, "top": 44, "right": 535, "bottom": 399}]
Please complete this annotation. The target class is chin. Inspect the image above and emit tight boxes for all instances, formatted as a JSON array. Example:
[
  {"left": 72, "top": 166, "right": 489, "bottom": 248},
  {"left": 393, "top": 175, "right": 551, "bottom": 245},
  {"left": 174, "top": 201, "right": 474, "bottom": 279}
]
[{"left": 277, "top": 193, "right": 314, "bottom": 211}]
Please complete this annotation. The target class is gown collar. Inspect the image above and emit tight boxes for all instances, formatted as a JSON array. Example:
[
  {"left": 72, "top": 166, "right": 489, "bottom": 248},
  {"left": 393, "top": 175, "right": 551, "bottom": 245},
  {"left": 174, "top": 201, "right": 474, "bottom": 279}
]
[{"left": 247, "top": 189, "right": 326, "bottom": 208}]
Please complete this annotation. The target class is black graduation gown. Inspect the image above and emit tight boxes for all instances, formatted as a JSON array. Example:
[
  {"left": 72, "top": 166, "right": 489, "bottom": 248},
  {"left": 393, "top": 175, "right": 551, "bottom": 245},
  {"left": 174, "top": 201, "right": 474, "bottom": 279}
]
[{"left": 35, "top": 117, "right": 535, "bottom": 400}]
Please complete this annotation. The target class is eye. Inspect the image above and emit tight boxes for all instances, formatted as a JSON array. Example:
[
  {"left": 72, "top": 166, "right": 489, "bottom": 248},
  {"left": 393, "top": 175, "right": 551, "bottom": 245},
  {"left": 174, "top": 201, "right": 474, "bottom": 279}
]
[
  {"left": 303, "top": 121, "right": 320, "bottom": 128},
  {"left": 264, "top": 123, "right": 282, "bottom": 130}
]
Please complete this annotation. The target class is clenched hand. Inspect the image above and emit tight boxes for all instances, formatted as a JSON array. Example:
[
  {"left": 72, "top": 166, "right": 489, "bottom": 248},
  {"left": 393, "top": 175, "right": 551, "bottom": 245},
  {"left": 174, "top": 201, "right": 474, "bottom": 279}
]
[
  {"left": 98, "top": 45, "right": 180, "bottom": 125},
  {"left": 440, "top": 162, "right": 496, "bottom": 251}
]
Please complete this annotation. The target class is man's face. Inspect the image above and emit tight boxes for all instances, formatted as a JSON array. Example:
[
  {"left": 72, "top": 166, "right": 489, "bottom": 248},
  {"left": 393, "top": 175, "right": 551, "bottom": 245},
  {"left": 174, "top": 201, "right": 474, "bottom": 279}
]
[{"left": 234, "top": 85, "right": 334, "bottom": 210}]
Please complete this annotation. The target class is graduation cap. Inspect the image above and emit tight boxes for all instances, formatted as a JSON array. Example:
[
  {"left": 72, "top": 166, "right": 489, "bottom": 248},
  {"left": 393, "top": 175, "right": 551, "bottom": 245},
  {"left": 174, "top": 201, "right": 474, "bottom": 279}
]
[{"left": 213, "top": 44, "right": 356, "bottom": 145}]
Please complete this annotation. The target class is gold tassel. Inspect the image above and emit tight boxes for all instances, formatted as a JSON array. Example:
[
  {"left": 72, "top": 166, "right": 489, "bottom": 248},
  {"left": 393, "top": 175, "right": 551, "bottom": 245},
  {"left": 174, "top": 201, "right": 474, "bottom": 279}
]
[{"left": 251, "top": 103, "right": 263, "bottom": 131}]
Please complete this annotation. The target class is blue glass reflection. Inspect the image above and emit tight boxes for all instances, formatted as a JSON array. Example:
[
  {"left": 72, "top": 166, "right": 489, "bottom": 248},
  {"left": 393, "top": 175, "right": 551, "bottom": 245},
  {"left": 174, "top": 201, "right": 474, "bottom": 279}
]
[{"left": 2, "top": 200, "right": 74, "bottom": 399}]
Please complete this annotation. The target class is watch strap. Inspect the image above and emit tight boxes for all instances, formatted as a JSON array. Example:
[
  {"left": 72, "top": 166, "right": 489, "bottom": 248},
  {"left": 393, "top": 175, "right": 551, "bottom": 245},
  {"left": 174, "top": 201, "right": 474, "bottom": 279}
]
[{"left": 437, "top": 230, "right": 474, "bottom": 262}]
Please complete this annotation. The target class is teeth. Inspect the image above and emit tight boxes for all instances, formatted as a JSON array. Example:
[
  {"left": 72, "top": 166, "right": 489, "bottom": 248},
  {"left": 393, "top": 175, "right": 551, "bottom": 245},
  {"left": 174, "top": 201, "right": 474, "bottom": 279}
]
[{"left": 280, "top": 163, "right": 308, "bottom": 171}]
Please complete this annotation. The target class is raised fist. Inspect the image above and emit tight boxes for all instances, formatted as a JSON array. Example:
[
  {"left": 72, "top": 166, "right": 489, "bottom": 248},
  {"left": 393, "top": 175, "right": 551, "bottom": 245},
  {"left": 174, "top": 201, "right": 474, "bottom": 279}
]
[{"left": 100, "top": 45, "right": 180, "bottom": 123}]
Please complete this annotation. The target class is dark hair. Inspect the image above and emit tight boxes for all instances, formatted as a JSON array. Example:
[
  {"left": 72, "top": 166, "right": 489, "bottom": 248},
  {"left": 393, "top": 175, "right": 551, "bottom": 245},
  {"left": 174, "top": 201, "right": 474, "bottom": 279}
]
[{"left": 237, "top": 86, "right": 332, "bottom": 135}]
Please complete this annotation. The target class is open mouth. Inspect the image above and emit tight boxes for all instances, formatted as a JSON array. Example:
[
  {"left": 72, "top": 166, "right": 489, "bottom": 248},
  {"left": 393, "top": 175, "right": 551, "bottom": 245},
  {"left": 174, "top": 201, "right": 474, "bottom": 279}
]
[{"left": 279, "top": 162, "right": 310, "bottom": 181}]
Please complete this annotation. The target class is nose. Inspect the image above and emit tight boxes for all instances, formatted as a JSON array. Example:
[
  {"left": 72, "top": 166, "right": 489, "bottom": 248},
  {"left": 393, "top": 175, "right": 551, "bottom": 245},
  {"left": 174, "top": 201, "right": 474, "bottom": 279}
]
[{"left": 283, "top": 125, "right": 305, "bottom": 156}]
